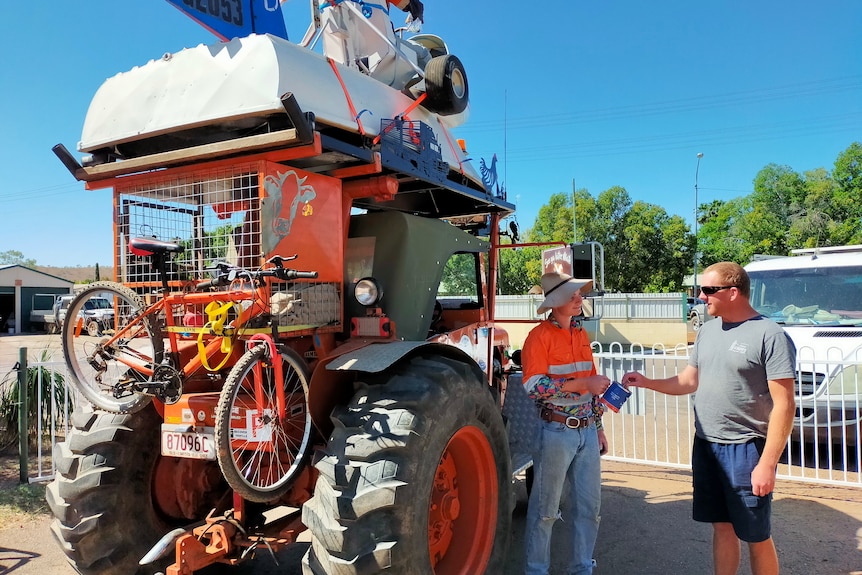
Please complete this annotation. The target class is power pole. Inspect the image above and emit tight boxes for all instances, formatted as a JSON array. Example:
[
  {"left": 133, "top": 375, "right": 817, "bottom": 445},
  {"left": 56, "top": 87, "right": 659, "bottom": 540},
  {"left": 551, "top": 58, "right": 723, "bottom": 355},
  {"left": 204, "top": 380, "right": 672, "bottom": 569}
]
[{"left": 572, "top": 178, "right": 577, "bottom": 243}]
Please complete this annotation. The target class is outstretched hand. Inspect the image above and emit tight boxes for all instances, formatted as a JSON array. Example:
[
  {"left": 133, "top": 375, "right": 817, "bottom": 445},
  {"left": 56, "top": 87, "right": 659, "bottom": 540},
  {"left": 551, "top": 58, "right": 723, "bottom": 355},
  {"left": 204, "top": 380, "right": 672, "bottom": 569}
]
[{"left": 622, "top": 372, "right": 645, "bottom": 388}]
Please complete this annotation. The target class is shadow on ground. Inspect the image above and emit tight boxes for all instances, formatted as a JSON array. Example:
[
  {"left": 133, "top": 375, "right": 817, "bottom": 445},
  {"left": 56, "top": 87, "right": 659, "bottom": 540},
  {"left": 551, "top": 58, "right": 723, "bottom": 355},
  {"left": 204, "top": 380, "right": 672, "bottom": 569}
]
[{"left": 506, "top": 464, "right": 862, "bottom": 575}]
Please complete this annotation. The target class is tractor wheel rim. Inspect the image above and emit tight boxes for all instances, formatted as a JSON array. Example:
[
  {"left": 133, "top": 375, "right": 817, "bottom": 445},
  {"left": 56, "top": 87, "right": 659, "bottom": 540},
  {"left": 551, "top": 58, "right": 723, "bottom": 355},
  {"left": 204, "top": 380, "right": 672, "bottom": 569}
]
[{"left": 428, "top": 425, "right": 497, "bottom": 574}]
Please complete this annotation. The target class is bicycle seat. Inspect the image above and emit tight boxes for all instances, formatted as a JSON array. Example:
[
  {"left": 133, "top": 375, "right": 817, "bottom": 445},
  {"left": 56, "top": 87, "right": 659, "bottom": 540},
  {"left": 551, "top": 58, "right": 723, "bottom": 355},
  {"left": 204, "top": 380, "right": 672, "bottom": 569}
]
[{"left": 129, "top": 237, "right": 185, "bottom": 257}]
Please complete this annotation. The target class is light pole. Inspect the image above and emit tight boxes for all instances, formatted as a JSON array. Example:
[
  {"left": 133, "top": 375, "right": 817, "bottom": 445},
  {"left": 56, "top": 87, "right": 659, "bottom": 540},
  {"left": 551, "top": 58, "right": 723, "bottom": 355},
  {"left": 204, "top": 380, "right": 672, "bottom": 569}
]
[{"left": 693, "top": 152, "right": 703, "bottom": 297}]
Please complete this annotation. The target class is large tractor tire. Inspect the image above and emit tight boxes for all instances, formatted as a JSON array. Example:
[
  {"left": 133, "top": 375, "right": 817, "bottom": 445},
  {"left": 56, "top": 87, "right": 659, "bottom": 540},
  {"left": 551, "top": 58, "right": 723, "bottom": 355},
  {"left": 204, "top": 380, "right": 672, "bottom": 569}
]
[
  {"left": 46, "top": 405, "right": 225, "bottom": 575},
  {"left": 301, "top": 354, "right": 511, "bottom": 574}
]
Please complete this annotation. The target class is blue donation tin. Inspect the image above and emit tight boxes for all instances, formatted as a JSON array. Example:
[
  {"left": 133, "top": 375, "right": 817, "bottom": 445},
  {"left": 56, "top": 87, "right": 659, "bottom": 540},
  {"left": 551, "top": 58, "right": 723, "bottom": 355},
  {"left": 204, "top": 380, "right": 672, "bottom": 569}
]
[{"left": 601, "top": 381, "right": 631, "bottom": 413}]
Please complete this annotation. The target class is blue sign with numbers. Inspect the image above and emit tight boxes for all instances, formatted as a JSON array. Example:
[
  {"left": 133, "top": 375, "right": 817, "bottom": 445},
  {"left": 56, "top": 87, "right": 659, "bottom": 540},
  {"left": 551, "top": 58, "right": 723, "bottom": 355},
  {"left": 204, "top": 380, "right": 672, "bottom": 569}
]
[{"left": 165, "top": 0, "right": 288, "bottom": 41}]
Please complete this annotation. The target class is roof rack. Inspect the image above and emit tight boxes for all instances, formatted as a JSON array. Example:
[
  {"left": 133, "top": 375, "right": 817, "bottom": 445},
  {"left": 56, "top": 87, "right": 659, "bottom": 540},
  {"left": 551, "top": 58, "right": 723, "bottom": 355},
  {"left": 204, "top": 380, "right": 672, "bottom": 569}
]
[{"left": 790, "top": 245, "right": 862, "bottom": 256}]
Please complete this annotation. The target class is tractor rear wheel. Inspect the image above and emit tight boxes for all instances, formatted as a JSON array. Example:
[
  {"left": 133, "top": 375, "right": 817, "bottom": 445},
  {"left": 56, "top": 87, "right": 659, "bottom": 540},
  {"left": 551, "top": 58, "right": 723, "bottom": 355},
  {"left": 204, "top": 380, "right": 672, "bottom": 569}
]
[
  {"left": 46, "top": 405, "right": 225, "bottom": 575},
  {"left": 301, "top": 353, "right": 511, "bottom": 574}
]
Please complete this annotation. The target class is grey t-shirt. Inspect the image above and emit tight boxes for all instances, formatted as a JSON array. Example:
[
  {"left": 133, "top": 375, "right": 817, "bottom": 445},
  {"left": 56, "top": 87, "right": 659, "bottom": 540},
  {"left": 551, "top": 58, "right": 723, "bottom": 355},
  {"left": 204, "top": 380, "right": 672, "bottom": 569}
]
[{"left": 690, "top": 315, "right": 796, "bottom": 443}]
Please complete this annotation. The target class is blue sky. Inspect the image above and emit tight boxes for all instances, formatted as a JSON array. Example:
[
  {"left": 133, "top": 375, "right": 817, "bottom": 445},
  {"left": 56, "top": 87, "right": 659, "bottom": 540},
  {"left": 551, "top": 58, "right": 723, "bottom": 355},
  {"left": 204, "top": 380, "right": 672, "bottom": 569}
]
[{"left": 1, "top": 1, "right": 860, "bottom": 267}]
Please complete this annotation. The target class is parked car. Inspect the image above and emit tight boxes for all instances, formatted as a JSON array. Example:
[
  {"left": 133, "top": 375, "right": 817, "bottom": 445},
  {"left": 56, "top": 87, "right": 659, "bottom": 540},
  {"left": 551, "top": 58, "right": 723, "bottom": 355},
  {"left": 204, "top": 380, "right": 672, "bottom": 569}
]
[
  {"left": 53, "top": 294, "right": 114, "bottom": 336},
  {"left": 687, "top": 296, "right": 713, "bottom": 331},
  {"left": 746, "top": 246, "right": 862, "bottom": 448}
]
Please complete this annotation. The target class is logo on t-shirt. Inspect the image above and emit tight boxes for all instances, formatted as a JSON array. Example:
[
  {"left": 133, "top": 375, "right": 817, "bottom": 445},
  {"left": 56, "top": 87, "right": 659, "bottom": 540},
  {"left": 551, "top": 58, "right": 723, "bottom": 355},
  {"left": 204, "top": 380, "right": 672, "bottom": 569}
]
[{"left": 728, "top": 340, "right": 748, "bottom": 354}]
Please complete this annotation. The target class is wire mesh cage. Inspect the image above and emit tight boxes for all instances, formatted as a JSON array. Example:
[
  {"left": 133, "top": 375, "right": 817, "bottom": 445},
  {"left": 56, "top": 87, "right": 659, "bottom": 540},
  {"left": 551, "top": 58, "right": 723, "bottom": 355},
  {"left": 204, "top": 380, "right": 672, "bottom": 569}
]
[
  {"left": 115, "top": 164, "right": 260, "bottom": 288},
  {"left": 113, "top": 164, "right": 343, "bottom": 334}
]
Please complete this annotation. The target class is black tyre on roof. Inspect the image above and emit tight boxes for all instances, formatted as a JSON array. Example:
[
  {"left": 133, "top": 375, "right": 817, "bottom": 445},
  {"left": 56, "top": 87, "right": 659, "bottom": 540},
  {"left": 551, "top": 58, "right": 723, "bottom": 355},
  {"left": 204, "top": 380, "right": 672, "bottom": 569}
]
[{"left": 424, "top": 54, "right": 469, "bottom": 116}]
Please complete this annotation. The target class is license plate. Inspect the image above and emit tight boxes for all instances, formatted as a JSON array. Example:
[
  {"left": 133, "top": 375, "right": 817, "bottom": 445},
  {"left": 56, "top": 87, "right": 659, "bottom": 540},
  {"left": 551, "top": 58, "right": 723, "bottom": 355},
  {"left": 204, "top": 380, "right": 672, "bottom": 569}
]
[{"left": 161, "top": 424, "right": 216, "bottom": 460}]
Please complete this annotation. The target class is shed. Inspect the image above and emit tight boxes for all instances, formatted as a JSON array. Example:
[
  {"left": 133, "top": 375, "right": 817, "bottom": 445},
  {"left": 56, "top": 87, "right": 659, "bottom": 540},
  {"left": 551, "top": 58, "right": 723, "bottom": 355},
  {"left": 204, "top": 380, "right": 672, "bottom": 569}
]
[{"left": 0, "top": 265, "right": 74, "bottom": 334}]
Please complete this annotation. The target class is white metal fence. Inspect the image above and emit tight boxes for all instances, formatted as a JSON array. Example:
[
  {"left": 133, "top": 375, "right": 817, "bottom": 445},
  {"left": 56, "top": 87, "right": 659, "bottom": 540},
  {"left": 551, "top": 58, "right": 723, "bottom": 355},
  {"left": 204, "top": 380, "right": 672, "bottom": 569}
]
[
  {"left": 14, "top": 356, "right": 78, "bottom": 482},
  {"left": 596, "top": 344, "right": 862, "bottom": 488},
  {"left": 14, "top": 343, "right": 862, "bottom": 488},
  {"left": 495, "top": 293, "right": 691, "bottom": 321}
]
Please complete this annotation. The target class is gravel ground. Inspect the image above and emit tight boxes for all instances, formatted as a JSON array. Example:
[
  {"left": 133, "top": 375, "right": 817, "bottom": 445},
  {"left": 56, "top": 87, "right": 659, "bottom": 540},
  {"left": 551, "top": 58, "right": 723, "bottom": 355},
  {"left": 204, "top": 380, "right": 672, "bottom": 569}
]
[{"left": 1, "top": 460, "right": 861, "bottom": 575}]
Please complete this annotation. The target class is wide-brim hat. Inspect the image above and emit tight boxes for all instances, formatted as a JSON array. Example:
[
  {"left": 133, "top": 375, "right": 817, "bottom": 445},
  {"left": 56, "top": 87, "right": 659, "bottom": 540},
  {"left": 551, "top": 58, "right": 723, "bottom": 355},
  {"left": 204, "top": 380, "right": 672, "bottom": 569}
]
[{"left": 536, "top": 272, "right": 593, "bottom": 314}]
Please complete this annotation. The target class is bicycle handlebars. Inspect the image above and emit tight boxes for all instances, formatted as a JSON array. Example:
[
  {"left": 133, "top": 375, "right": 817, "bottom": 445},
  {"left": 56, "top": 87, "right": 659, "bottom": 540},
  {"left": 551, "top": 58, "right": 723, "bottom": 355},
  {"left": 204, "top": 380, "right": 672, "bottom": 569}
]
[{"left": 196, "top": 258, "right": 318, "bottom": 291}]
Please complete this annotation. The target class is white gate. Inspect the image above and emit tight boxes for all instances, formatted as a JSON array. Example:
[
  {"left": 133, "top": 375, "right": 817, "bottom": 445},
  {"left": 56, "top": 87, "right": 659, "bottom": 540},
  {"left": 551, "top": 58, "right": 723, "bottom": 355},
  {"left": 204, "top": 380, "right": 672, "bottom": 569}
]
[
  {"left": 20, "top": 345, "right": 862, "bottom": 488},
  {"left": 595, "top": 345, "right": 862, "bottom": 488},
  {"left": 15, "top": 357, "right": 78, "bottom": 483}
]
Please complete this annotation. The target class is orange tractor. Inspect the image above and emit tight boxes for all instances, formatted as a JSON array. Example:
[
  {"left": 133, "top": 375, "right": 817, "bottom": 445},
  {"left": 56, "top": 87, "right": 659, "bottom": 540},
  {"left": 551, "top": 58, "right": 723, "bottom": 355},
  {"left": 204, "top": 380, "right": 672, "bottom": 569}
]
[{"left": 47, "top": 5, "right": 532, "bottom": 573}]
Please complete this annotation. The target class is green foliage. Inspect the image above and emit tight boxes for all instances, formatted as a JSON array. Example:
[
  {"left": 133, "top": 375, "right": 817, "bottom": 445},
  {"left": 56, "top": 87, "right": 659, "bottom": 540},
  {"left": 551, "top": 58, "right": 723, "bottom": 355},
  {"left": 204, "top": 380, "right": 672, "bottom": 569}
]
[
  {"left": 0, "top": 483, "right": 49, "bottom": 518},
  {"left": 520, "top": 142, "right": 862, "bottom": 292},
  {"left": 525, "top": 187, "right": 689, "bottom": 292},
  {"left": 174, "top": 223, "right": 234, "bottom": 273},
  {"left": 0, "top": 350, "right": 67, "bottom": 451},
  {"left": 698, "top": 142, "right": 862, "bottom": 266},
  {"left": 697, "top": 198, "right": 748, "bottom": 266},
  {"left": 0, "top": 250, "right": 36, "bottom": 268},
  {"left": 439, "top": 253, "right": 479, "bottom": 296},
  {"left": 530, "top": 192, "right": 575, "bottom": 242}
]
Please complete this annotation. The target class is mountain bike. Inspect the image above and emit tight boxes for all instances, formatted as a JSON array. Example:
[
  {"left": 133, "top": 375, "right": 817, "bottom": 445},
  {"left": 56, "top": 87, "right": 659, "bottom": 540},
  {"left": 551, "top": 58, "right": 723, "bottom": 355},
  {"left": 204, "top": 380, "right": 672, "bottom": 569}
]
[{"left": 61, "top": 236, "right": 318, "bottom": 501}]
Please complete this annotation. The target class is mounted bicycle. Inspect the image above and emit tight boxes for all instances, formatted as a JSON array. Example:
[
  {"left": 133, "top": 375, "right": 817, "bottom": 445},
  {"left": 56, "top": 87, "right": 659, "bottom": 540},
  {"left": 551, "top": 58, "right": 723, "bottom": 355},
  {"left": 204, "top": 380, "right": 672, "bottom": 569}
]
[{"left": 61, "top": 236, "right": 319, "bottom": 501}]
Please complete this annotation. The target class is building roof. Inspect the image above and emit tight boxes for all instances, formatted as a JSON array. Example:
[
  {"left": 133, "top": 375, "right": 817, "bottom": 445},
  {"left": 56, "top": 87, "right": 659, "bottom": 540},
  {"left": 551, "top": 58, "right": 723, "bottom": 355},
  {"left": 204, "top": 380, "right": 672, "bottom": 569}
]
[{"left": 0, "top": 265, "right": 75, "bottom": 287}]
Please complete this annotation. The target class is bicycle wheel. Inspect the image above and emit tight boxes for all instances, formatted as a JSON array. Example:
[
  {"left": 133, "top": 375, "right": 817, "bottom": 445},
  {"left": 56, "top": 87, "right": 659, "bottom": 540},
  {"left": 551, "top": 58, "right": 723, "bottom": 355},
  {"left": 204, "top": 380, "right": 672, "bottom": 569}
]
[
  {"left": 215, "top": 343, "right": 313, "bottom": 502},
  {"left": 62, "top": 281, "right": 164, "bottom": 414}
]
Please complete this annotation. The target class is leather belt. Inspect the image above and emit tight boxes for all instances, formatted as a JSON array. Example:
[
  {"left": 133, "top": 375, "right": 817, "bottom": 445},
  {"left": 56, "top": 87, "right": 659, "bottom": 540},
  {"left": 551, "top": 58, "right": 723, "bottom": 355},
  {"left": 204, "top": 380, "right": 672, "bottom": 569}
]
[{"left": 540, "top": 407, "right": 595, "bottom": 429}]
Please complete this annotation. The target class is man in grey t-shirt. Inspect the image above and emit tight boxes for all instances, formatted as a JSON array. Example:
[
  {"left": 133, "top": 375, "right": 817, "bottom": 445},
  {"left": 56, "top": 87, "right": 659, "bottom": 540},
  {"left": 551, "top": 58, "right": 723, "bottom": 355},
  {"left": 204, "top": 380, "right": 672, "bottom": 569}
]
[{"left": 624, "top": 262, "right": 796, "bottom": 575}]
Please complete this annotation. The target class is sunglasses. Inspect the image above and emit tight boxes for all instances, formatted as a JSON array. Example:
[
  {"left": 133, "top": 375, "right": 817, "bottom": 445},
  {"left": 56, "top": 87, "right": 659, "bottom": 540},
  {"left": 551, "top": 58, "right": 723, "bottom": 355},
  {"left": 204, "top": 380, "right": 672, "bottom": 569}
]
[{"left": 700, "top": 285, "right": 736, "bottom": 295}]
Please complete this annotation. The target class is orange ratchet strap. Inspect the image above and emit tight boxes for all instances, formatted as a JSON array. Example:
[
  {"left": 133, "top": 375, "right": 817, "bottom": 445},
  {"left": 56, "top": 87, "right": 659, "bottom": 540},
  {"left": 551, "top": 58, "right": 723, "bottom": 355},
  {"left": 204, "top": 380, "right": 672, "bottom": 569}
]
[
  {"left": 436, "top": 117, "right": 466, "bottom": 175},
  {"left": 327, "top": 57, "right": 367, "bottom": 136},
  {"left": 372, "top": 93, "right": 427, "bottom": 145}
]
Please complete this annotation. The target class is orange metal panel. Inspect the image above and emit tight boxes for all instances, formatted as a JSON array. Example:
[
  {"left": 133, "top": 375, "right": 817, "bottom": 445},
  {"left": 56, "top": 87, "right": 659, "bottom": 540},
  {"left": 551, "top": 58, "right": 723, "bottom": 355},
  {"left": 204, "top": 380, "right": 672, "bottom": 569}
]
[
  {"left": 162, "top": 392, "right": 220, "bottom": 427},
  {"left": 260, "top": 162, "right": 343, "bottom": 282}
]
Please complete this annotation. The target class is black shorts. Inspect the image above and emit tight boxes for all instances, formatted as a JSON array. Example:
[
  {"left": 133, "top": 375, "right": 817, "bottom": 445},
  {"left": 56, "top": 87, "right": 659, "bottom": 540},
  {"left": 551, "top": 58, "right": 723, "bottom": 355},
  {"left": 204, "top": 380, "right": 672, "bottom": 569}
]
[{"left": 692, "top": 435, "right": 772, "bottom": 542}]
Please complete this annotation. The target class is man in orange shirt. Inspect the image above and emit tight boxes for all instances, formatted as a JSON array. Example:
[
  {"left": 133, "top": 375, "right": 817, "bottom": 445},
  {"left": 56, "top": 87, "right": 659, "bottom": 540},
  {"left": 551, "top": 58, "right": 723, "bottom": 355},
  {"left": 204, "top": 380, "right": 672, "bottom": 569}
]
[{"left": 522, "top": 272, "right": 610, "bottom": 575}]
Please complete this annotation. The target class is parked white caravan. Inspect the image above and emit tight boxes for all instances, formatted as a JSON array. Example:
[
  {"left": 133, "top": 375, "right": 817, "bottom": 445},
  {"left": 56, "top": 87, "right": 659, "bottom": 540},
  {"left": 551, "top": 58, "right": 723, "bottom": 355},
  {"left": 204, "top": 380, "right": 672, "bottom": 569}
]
[{"left": 745, "top": 245, "right": 862, "bottom": 448}]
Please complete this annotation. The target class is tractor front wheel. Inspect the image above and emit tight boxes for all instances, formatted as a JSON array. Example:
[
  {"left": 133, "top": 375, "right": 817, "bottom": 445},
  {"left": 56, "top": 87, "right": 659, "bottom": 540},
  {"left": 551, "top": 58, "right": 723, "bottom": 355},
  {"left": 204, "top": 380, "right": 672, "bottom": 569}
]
[
  {"left": 46, "top": 405, "right": 225, "bottom": 575},
  {"left": 301, "top": 353, "right": 511, "bottom": 574}
]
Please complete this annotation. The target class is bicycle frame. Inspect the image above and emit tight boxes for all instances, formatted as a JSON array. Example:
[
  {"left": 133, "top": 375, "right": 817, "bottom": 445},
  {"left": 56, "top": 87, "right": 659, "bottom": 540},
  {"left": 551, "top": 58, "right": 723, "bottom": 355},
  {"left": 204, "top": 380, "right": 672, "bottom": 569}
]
[
  {"left": 245, "top": 333, "right": 287, "bottom": 434},
  {"left": 72, "top": 279, "right": 274, "bottom": 387}
]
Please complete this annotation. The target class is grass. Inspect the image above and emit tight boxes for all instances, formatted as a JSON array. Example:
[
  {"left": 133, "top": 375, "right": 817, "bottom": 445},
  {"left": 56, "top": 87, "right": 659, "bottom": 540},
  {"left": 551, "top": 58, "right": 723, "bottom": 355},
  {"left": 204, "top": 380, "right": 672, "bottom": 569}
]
[
  {"left": 0, "top": 451, "right": 51, "bottom": 526},
  {"left": 0, "top": 483, "right": 49, "bottom": 523}
]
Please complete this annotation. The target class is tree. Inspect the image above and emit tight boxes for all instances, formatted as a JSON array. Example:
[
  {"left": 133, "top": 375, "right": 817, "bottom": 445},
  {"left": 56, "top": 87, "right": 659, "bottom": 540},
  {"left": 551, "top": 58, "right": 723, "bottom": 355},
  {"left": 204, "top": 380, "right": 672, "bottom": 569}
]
[
  {"left": 620, "top": 202, "right": 691, "bottom": 292},
  {"left": 695, "top": 144, "right": 862, "bottom": 266},
  {"left": 529, "top": 192, "right": 574, "bottom": 242},
  {"left": 509, "top": 142, "right": 862, "bottom": 293},
  {"left": 525, "top": 187, "right": 691, "bottom": 292},
  {"left": 95, "top": 262, "right": 101, "bottom": 281},
  {"left": 439, "top": 253, "right": 480, "bottom": 296},
  {"left": 497, "top": 243, "right": 541, "bottom": 294},
  {"left": 590, "top": 187, "right": 633, "bottom": 291},
  {"left": 698, "top": 198, "right": 748, "bottom": 266},
  {"left": 0, "top": 250, "right": 36, "bottom": 268},
  {"left": 831, "top": 142, "right": 862, "bottom": 245}
]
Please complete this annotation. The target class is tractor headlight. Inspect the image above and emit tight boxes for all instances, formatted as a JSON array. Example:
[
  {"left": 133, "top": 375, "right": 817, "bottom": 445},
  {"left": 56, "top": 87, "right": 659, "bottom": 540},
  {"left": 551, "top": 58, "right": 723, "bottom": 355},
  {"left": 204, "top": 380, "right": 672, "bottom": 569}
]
[{"left": 354, "top": 278, "right": 383, "bottom": 307}]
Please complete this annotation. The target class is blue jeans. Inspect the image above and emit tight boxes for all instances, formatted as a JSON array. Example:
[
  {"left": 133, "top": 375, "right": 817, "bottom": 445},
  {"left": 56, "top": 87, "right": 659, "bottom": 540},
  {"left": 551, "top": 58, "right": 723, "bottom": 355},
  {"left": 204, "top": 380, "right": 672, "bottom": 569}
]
[{"left": 524, "top": 420, "right": 601, "bottom": 575}]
